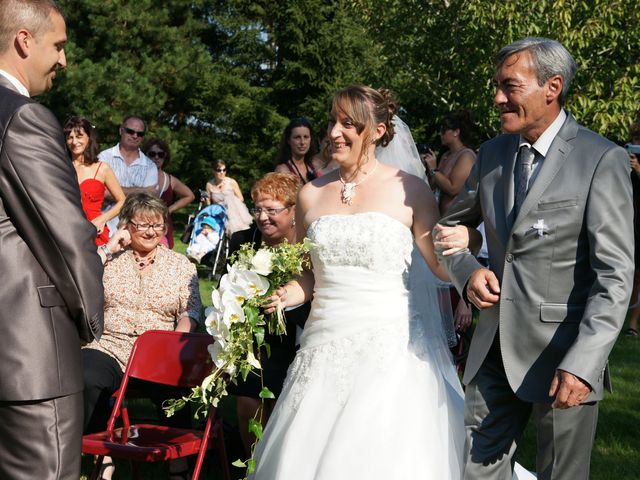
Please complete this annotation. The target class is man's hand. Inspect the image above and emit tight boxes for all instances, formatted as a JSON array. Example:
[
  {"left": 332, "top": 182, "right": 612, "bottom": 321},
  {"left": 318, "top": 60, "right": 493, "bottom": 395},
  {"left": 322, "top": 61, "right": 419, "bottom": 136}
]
[
  {"left": 466, "top": 268, "right": 500, "bottom": 309},
  {"left": 549, "top": 369, "right": 591, "bottom": 409}
]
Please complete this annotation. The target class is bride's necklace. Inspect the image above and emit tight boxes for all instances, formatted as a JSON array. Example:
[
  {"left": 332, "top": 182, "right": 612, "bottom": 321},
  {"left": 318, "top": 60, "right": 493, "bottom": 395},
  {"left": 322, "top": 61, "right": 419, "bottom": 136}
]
[
  {"left": 133, "top": 248, "right": 158, "bottom": 270},
  {"left": 339, "top": 160, "right": 379, "bottom": 205}
]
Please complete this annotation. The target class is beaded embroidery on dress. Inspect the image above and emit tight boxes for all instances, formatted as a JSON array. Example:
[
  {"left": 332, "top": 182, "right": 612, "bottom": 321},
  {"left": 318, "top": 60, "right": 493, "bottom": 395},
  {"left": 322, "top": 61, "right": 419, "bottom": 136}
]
[{"left": 251, "top": 212, "right": 466, "bottom": 479}]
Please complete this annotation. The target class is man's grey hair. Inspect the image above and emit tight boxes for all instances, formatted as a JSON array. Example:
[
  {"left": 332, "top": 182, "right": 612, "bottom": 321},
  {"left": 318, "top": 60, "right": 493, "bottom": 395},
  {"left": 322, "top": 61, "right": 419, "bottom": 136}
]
[
  {"left": 496, "top": 37, "right": 577, "bottom": 105},
  {"left": 0, "top": 0, "right": 64, "bottom": 54}
]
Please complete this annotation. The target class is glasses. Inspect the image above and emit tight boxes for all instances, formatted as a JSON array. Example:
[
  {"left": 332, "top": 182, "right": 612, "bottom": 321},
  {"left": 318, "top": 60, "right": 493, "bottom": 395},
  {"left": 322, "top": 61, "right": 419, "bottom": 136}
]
[
  {"left": 129, "top": 221, "right": 165, "bottom": 232},
  {"left": 123, "top": 127, "right": 145, "bottom": 138},
  {"left": 215, "top": 168, "right": 226, "bottom": 173},
  {"left": 251, "top": 206, "right": 289, "bottom": 217},
  {"left": 147, "top": 150, "right": 166, "bottom": 159}
]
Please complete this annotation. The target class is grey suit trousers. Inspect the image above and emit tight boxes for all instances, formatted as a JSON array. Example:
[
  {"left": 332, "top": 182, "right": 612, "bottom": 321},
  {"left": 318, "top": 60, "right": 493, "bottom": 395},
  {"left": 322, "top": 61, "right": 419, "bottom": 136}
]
[
  {"left": 464, "top": 338, "right": 598, "bottom": 480},
  {"left": 0, "top": 392, "right": 83, "bottom": 480}
]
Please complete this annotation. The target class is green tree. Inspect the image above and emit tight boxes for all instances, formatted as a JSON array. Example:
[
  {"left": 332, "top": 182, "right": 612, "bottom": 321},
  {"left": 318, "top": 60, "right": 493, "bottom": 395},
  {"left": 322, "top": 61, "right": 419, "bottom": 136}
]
[{"left": 357, "top": 0, "right": 640, "bottom": 145}]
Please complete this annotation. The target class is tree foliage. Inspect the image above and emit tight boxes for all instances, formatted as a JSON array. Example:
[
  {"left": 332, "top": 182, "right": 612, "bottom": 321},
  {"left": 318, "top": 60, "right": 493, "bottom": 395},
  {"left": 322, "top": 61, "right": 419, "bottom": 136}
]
[
  {"left": 44, "top": 0, "right": 639, "bottom": 194},
  {"left": 356, "top": 0, "right": 640, "bottom": 146}
]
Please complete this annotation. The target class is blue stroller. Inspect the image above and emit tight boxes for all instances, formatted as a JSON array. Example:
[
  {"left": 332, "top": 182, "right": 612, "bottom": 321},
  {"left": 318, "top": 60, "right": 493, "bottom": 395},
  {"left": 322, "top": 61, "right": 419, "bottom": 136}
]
[{"left": 185, "top": 203, "right": 228, "bottom": 279}]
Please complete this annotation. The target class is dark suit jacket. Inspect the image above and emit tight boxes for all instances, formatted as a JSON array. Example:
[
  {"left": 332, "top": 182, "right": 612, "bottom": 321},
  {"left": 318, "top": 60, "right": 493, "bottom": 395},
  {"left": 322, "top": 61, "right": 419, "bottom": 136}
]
[
  {"left": 440, "top": 112, "right": 633, "bottom": 403},
  {"left": 0, "top": 77, "right": 104, "bottom": 401}
]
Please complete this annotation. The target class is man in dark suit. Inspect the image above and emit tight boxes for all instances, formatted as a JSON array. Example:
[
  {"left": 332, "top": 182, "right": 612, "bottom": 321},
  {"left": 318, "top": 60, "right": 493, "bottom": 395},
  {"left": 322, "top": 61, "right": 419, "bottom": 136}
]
[
  {"left": 438, "top": 38, "right": 633, "bottom": 479},
  {"left": 0, "top": 1, "right": 104, "bottom": 478}
]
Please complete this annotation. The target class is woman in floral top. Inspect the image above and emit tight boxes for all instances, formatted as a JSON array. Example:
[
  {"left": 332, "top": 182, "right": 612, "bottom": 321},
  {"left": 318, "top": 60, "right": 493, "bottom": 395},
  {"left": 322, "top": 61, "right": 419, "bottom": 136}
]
[{"left": 85, "top": 193, "right": 202, "bottom": 480}]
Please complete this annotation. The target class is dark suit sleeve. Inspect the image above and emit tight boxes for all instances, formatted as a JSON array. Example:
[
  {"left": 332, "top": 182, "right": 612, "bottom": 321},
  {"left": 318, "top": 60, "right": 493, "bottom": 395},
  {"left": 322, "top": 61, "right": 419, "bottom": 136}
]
[
  {"left": 558, "top": 144, "right": 634, "bottom": 387},
  {"left": 1, "top": 102, "right": 104, "bottom": 341},
  {"left": 437, "top": 156, "right": 485, "bottom": 296}
]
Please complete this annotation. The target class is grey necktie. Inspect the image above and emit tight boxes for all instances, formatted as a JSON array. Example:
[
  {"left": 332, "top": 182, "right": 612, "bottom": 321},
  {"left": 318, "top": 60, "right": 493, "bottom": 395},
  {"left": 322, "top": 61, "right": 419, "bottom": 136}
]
[{"left": 514, "top": 145, "right": 535, "bottom": 215}]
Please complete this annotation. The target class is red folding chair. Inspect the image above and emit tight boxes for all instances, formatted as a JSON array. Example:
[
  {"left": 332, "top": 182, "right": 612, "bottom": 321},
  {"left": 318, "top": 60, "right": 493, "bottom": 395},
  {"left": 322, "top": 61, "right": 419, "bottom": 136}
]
[{"left": 82, "top": 330, "right": 230, "bottom": 480}]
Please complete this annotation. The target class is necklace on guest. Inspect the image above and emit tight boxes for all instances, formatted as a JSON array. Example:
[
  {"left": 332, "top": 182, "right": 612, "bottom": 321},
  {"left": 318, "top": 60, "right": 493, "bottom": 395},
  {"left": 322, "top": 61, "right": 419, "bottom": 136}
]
[
  {"left": 133, "top": 248, "right": 158, "bottom": 270},
  {"left": 339, "top": 159, "right": 379, "bottom": 205}
]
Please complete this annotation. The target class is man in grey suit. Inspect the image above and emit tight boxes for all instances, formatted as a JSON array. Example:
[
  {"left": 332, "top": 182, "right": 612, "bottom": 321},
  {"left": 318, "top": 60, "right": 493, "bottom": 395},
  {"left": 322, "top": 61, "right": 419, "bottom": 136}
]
[
  {"left": 438, "top": 38, "right": 633, "bottom": 479},
  {"left": 0, "top": 1, "right": 103, "bottom": 478}
]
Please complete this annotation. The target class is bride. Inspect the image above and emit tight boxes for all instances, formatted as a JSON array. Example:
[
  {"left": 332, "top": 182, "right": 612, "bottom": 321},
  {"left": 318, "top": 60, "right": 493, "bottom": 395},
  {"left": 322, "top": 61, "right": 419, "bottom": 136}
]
[{"left": 253, "top": 85, "right": 532, "bottom": 479}]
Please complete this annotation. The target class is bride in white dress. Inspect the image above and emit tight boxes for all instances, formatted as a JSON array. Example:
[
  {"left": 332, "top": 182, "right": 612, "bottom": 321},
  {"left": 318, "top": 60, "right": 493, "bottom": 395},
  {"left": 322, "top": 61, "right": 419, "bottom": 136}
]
[{"left": 253, "top": 85, "right": 534, "bottom": 479}]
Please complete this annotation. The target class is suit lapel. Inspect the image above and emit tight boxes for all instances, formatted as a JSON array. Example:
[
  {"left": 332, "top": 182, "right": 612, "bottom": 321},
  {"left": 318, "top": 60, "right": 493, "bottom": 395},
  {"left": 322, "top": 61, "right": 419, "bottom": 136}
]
[{"left": 512, "top": 114, "right": 579, "bottom": 231}]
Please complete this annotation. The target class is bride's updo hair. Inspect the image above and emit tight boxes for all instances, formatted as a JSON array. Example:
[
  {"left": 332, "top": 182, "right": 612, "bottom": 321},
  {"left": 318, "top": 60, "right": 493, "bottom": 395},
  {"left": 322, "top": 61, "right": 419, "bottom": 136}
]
[{"left": 331, "top": 85, "right": 397, "bottom": 164}]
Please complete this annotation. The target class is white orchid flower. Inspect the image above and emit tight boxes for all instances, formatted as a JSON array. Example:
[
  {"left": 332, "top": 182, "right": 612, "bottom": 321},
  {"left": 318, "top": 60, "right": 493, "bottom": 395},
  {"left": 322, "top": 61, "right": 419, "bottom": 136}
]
[
  {"left": 235, "top": 269, "right": 270, "bottom": 298},
  {"left": 207, "top": 341, "right": 227, "bottom": 369},
  {"left": 204, "top": 308, "right": 228, "bottom": 341},
  {"left": 222, "top": 287, "right": 249, "bottom": 308},
  {"left": 250, "top": 249, "right": 274, "bottom": 276},
  {"left": 223, "top": 300, "right": 245, "bottom": 325},
  {"left": 211, "top": 289, "right": 223, "bottom": 310}
]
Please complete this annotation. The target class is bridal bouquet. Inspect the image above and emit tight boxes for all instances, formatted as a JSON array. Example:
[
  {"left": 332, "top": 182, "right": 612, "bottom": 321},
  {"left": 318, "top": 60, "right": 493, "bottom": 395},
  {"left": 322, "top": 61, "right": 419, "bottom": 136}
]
[{"left": 164, "top": 240, "right": 311, "bottom": 420}]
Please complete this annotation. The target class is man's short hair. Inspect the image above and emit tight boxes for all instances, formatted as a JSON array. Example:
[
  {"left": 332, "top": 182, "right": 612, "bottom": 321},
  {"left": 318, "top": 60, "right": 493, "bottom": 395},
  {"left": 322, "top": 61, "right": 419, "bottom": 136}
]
[
  {"left": 0, "top": 0, "right": 64, "bottom": 54},
  {"left": 121, "top": 115, "right": 147, "bottom": 132},
  {"left": 495, "top": 37, "right": 577, "bottom": 106}
]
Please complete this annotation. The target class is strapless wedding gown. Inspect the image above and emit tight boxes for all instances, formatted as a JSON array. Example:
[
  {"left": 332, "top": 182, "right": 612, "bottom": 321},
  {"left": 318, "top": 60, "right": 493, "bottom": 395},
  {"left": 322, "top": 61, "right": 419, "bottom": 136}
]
[{"left": 252, "top": 212, "right": 466, "bottom": 479}]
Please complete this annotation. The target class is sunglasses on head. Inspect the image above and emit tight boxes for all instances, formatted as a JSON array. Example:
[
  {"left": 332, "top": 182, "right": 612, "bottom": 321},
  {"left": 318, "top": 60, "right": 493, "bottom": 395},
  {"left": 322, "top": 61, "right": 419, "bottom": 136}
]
[
  {"left": 147, "top": 150, "right": 166, "bottom": 159},
  {"left": 123, "top": 127, "right": 145, "bottom": 137}
]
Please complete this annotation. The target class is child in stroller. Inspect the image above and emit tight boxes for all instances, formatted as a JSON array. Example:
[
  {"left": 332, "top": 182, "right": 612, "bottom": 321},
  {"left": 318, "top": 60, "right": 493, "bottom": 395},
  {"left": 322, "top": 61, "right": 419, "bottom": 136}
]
[{"left": 185, "top": 204, "right": 227, "bottom": 267}]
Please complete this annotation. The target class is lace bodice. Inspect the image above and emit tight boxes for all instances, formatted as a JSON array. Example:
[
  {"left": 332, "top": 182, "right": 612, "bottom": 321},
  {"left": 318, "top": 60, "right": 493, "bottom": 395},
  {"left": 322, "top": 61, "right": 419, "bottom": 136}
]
[{"left": 307, "top": 212, "right": 413, "bottom": 276}]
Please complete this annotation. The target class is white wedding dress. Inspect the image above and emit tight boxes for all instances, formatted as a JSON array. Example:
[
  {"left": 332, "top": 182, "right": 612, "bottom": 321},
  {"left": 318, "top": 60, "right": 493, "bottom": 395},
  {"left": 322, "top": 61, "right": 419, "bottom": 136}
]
[{"left": 252, "top": 212, "right": 467, "bottom": 479}]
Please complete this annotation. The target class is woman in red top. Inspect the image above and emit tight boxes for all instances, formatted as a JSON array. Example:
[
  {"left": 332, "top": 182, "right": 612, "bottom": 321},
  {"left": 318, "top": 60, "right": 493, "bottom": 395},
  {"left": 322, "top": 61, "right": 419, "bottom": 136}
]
[{"left": 64, "top": 117, "right": 125, "bottom": 245}]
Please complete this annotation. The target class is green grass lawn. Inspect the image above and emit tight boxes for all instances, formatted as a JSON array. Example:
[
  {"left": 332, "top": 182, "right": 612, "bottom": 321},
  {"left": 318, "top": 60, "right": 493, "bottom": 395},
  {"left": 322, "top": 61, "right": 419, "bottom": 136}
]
[
  {"left": 515, "top": 334, "right": 639, "bottom": 478},
  {"left": 81, "top": 209, "right": 640, "bottom": 478}
]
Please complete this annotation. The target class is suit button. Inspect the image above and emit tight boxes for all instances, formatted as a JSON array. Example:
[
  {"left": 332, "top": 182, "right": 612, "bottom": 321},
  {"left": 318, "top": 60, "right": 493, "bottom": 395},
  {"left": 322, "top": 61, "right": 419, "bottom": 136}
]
[{"left": 506, "top": 253, "right": 513, "bottom": 263}]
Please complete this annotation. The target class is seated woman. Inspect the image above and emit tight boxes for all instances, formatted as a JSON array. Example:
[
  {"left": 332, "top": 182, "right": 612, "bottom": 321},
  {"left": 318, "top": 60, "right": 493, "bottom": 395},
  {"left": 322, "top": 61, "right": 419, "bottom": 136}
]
[
  {"left": 228, "top": 172, "right": 309, "bottom": 455},
  {"left": 87, "top": 193, "right": 202, "bottom": 480},
  {"left": 64, "top": 116, "right": 125, "bottom": 245},
  {"left": 205, "top": 159, "right": 253, "bottom": 235}
]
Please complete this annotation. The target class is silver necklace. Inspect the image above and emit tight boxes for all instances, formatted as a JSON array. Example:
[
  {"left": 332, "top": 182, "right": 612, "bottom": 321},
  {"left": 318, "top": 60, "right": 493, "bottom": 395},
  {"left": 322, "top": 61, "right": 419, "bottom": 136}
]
[{"left": 339, "top": 160, "right": 379, "bottom": 205}]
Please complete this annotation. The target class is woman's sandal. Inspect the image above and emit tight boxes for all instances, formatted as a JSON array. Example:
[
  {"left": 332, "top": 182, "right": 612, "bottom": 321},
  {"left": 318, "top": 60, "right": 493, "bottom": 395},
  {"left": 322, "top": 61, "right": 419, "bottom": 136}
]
[
  {"left": 98, "top": 461, "right": 115, "bottom": 480},
  {"left": 625, "top": 327, "right": 638, "bottom": 337}
]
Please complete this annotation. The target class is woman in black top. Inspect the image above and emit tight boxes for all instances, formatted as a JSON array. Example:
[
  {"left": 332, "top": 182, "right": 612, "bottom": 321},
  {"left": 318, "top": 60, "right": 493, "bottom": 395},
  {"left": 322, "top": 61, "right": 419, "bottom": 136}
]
[
  {"left": 274, "top": 117, "right": 323, "bottom": 183},
  {"left": 229, "top": 172, "right": 310, "bottom": 454}
]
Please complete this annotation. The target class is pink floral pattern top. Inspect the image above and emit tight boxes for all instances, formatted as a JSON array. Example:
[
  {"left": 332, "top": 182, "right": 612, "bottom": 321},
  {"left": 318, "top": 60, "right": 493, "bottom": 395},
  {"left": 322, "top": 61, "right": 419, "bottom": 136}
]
[{"left": 88, "top": 245, "right": 202, "bottom": 369}]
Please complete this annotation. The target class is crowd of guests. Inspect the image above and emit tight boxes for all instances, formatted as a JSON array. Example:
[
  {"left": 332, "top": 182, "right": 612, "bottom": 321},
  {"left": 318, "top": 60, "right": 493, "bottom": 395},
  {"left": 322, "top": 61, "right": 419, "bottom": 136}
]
[
  {"left": 3, "top": 3, "right": 636, "bottom": 479},
  {"left": 16, "top": 7, "right": 640, "bottom": 474},
  {"left": 60, "top": 101, "right": 640, "bottom": 478}
]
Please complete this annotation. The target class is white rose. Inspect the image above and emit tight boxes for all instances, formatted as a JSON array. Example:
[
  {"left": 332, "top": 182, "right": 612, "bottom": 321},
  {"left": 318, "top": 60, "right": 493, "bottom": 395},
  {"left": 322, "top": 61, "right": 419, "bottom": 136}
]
[{"left": 250, "top": 249, "right": 274, "bottom": 276}]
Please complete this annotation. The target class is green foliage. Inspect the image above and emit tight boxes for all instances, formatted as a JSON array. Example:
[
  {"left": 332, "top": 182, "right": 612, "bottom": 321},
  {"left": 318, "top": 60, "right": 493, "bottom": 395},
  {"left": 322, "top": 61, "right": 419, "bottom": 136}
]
[
  {"left": 356, "top": 0, "right": 640, "bottom": 146},
  {"left": 48, "top": 0, "right": 638, "bottom": 198},
  {"left": 49, "top": 0, "right": 381, "bottom": 197}
]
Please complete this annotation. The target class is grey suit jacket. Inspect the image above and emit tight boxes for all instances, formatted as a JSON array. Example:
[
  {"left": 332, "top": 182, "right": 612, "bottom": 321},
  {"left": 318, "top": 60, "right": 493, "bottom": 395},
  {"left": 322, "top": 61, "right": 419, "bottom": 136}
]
[
  {"left": 0, "top": 77, "right": 104, "bottom": 401},
  {"left": 440, "top": 112, "right": 633, "bottom": 403}
]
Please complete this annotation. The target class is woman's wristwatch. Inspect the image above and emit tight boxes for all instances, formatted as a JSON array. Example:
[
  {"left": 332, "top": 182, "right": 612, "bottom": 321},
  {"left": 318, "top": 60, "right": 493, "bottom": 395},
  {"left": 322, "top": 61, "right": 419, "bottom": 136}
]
[
  {"left": 99, "top": 244, "right": 113, "bottom": 262},
  {"left": 426, "top": 168, "right": 439, "bottom": 178}
]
